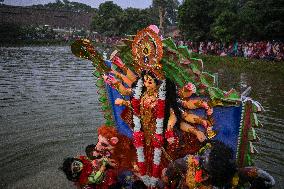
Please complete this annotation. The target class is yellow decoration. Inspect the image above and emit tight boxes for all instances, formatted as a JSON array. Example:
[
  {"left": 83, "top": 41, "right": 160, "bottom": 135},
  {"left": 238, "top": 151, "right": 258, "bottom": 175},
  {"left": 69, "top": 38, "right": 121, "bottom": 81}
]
[{"left": 231, "top": 173, "right": 239, "bottom": 188}]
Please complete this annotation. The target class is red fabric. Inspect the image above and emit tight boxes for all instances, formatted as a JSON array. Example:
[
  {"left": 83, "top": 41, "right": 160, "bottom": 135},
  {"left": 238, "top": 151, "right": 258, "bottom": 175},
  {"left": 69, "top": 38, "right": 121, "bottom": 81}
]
[
  {"left": 133, "top": 131, "right": 145, "bottom": 148},
  {"left": 165, "top": 130, "right": 174, "bottom": 139},
  {"left": 156, "top": 99, "right": 165, "bottom": 118},
  {"left": 78, "top": 156, "right": 94, "bottom": 186},
  {"left": 152, "top": 134, "right": 164, "bottom": 148},
  {"left": 131, "top": 98, "right": 140, "bottom": 115},
  {"left": 137, "top": 162, "right": 146, "bottom": 175},
  {"left": 77, "top": 156, "right": 118, "bottom": 188},
  {"left": 120, "top": 107, "right": 134, "bottom": 128},
  {"left": 152, "top": 164, "right": 161, "bottom": 178},
  {"left": 174, "top": 133, "right": 202, "bottom": 159}
]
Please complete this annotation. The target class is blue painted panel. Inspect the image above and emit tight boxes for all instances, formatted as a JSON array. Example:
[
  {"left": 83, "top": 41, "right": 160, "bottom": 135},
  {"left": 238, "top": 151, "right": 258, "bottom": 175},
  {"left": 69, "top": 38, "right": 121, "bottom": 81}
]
[
  {"left": 104, "top": 60, "right": 133, "bottom": 138},
  {"left": 191, "top": 105, "right": 242, "bottom": 155}
]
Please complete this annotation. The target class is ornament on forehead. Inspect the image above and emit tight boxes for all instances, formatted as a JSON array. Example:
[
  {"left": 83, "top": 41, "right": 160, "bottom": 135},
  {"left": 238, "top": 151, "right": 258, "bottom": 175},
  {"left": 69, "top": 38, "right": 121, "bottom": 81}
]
[{"left": 132, "top": 27, "right": 164, "bottom": 80}]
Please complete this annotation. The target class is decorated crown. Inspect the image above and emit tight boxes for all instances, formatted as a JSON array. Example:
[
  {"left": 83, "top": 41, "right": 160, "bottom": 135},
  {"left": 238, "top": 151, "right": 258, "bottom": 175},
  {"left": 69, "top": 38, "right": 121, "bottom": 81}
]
[{"left": 132, "top": 27, "right": 164, "bottom": 80}]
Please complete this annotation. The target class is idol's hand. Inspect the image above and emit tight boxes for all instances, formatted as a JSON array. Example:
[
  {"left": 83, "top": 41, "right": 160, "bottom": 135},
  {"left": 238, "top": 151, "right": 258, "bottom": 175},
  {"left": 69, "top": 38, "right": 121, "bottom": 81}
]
[
  {"left": 103, "top": 74, "right": 116, "bottom": 85},
  {"left": 196, "top": 130, "right": 207, "bottom": 142},
  {"left": 206, "top": 107, "right": 213, "bottom": 116},
  {"left": 161, "top": 168, "right": 169, "bottom": 184},
  {"left": 107, "top": 158, "right": 118, "bottom": 167},
  {"left": 115, "top": 98, "right": 124, "bottom": 106},
  {"left": 201, "top": 101, "right": 209, "bottom": 109},
  {"left": 167, "top": 137, "right": 175, "bottom": 144}
]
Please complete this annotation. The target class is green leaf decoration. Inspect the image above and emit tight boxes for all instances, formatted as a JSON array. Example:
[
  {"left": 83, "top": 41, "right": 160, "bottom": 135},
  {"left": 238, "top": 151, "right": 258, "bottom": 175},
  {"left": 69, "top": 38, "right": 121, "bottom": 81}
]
[
  {"left": 93, "top": 70, "right": 101, "bottom": 78},
  {"left": 224, "top": 89, "right": 240, "bottom": 100},
  {"left": 104, "top": 114, "right": 112, "bottom": 120},
  {"left": 96, "top": 79, "right": 105, "bottom": 87},
  {"left": 246, "top": 153, "right": 252, "bottom": 166},
  {"left": 208, "top": 87, "right": 225, "bottom": 100},
  {"left": 99, "top": 96, "right": 108, "bottom": 103},
  {"left": 200, "top": 72, "right": 215, "bottom": 87},
  {"left": 248, "top": 127, "right": 257, "bottom": 141},
  {"left": 177, "top": 46, "right": 191, "bottom": 60},
  {"left": 252, "top": 113, "right": 262, "bottom": 128},
  {"left": 162, "top": 38, "right": 177, "bottom": 51},
  {"left": 190, "top": 62, "right": 201, "bottom": 75},
  {"left": 190, "top": 58, "right": 204, "bottom": 69},
  {"left": 102, "top": 104, "right": 111, "bottom": 111},
  {"left": 162, "top": 59, "right": 193, "bottom": 87},
  {"left": 97, "top": 89, "right": 106, "bottom": 96},
  {"left": 105, "top": 120, "right": 114, "bottom": 126},
  {"left": 202, "top": 72, "right": 215, "bottom": 85},
  {"left": 71, "top": 39, "right": 110, "bottom": 75},
  {"left": 162, "top": 65, "right": 176, "bottom": 82}
]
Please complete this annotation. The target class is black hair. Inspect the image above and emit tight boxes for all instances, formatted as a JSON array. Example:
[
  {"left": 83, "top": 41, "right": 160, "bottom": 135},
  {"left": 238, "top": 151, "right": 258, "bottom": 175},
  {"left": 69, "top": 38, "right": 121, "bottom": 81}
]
[
  {"left": 85, "top": 144, "right": 97, "bottom": 160},
  {"left": 109, "top": 182, "right": 123, "bottom": 189},
  {"left": 163, "top": 78, "right": 182, "bottom": 132},
  {"left": 206, "top": 140, "right": 237, "bottom": 188},
  {"left": 60, "top": 157, "right": 82, "bottom": 182},
  {"left": 132, "top": 180, "right": 147, "bottom": 189}
]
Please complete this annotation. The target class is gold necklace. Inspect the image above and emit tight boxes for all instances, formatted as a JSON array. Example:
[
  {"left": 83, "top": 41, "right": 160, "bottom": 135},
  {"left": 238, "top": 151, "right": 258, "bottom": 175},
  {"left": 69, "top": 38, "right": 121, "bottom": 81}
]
[{"left": 146, "top": 89, "right": 158, "bottom": 97}]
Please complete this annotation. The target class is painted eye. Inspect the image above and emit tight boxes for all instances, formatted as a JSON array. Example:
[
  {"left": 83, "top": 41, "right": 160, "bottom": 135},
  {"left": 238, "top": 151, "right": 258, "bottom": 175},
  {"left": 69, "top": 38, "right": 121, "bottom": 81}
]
[{"left": 101, "top": 143, "right": 108, "bottom": 147}]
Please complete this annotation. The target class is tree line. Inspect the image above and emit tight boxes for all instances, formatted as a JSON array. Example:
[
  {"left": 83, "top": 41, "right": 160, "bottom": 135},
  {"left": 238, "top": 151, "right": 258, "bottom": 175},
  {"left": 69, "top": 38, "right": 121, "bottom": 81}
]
[
  {"left": 178, "top": 0, "right": 283, "bottom": 42},
  {"left": 93, "top": 0, "right": 283, "bottom": 42},
  {"left": 1, "top": 0, "right": 283, "bottom": 43}
]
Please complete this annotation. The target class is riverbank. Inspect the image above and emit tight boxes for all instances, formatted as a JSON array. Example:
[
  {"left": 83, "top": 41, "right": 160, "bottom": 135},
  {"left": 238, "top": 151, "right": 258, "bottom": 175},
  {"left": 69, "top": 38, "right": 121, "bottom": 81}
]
[{"left": 1, "top": 42, "right": 283, "bottom": 75}]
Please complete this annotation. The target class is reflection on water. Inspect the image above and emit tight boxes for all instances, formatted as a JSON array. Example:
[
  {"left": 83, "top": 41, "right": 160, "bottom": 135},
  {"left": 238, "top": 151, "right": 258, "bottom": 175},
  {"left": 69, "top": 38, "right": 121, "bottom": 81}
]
[{"left": 0, "top": 46, "right": 283, "bottom": 188}]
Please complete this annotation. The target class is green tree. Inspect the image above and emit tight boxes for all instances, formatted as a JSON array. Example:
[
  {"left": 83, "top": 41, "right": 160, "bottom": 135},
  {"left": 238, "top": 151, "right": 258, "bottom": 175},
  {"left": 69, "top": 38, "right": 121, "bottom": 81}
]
[
  {"left": 258, "top": 0, "right": 284, "bottom": 40},
  {"left": 178, "top": 0, "right": 216, "bottom": 41},
  {"left": 31, "top": 0, "right": 95, "bottom": 13},
  {"left": 211, "top": 10, "right": 239, "bottom": 43},
  {"left": 152, "top": 0, "right": 180, "bottom": 34},
  {"left": 0, "top": 23, "right": 23, "bottom": 42},
  {"left": 92, "top": 1, "right": 124, "bottom": 36},
  {"left": 120, "top": 8, "right": 157, "bottom": 35},
  {"left": 237, "top": 1, "right": 263, "bottom": 40}
]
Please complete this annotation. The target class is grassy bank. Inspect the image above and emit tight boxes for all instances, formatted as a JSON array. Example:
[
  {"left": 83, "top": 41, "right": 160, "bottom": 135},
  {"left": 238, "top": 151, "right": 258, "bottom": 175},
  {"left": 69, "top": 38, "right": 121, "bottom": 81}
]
[{"left": 193, "top": 54, "right": 284, "bottom": 76}]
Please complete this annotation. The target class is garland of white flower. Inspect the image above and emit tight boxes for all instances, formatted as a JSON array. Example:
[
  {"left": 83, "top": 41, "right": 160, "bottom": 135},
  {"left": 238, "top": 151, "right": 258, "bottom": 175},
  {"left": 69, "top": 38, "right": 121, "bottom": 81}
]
[{"left": 132, "top": 78, "right": 166, "bottom": 187}]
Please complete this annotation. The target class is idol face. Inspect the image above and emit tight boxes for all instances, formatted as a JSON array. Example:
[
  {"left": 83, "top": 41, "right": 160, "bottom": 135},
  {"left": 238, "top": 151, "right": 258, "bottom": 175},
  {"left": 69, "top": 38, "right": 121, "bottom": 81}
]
[
  {"left": 95, "top": 135, "right": 114, "bottom": 155},
  {"left": 143, "top": 74, "right": 157, "bottom": 91},
  {"left": 71, "top": 160, "right": 83, "bottom": 174}
]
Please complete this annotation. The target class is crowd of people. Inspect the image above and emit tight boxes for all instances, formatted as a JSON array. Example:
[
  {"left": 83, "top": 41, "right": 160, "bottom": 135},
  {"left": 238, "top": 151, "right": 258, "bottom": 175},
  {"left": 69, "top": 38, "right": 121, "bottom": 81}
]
[
  {"left": 90, "top": 36, "right": 284, "bottom": 62},
  {"left": 179, "top": 40, "right": 284, "bottom": 61}
]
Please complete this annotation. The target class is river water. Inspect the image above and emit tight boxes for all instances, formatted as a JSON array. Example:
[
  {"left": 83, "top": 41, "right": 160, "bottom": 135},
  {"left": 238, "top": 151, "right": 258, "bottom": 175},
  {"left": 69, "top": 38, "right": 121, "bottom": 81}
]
[{"left": 0, "top": 46, "right": 283, "bottom": 188}]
